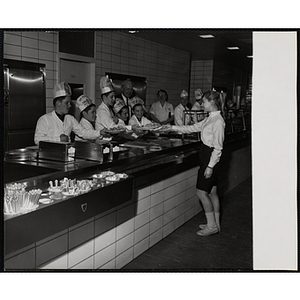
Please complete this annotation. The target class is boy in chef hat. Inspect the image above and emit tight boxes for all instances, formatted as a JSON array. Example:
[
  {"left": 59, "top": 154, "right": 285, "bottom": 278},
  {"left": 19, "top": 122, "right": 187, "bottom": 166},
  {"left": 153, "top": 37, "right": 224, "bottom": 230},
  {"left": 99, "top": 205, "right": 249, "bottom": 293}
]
[
  {"left": 113, "top": 98, "right": 129, "bottom": 126},
  {"left": 128, "top": 96, "right": 153, "bottom": 127},
  {"left": 100, "top": 75, "right": 114, "bottom": 95},
  {"left": 96, "top": 76, "right": 120, "bottom": 130},
  {"left": 75, "top": 95, "right": 107, "bottom": 140},
  {"left": 53, "top": 82, "right": 72, "bottom": 106},
  {"left": 76, "top": 95, "right": 96, "bottom": 123}
]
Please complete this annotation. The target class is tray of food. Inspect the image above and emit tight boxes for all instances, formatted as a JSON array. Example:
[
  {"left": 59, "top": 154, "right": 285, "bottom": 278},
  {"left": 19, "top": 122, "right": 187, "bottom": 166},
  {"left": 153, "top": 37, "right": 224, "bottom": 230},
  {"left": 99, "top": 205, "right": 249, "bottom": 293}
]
[
  {"left": 92, "top": 170, "right": 115, "bottom": 179},
  {"left": 139, "top": 123, "right": 162, "bottom": 131},
  {"left": 105, "top": 173, "right": 128, "bottom": 183},
  {"left": 105, "top": 127, "right": 126, "bottom": 134}
]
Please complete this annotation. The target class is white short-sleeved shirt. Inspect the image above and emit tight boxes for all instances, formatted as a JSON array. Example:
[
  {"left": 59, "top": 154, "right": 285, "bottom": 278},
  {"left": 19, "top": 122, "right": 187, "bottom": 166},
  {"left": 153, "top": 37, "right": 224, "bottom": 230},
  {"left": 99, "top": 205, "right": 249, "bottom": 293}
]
[{"left": 149, "top": 101, "right": 174, "bottom": 122}]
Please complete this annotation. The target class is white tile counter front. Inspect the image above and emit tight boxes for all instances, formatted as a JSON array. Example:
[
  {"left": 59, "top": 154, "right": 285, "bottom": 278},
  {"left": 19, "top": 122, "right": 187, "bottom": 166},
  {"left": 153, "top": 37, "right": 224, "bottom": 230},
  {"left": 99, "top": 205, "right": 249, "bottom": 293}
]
[{"left": 34, "top": 166, "right": 199, "bottom": 270}]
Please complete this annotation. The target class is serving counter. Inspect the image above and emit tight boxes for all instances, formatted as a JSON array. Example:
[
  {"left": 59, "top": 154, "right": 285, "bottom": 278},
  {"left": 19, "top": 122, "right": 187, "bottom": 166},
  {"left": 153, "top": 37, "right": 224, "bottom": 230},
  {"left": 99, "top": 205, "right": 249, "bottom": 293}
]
[{"left": 3, "top": 131, "right": 251, "bottom": 270}]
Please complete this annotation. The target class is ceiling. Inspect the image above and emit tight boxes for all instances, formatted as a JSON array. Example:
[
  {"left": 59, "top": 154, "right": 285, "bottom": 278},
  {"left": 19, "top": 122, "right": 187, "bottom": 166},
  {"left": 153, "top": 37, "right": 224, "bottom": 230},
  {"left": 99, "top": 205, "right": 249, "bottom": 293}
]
[{"left": 126, "top": 29, "right": 253, "bottom": 70}]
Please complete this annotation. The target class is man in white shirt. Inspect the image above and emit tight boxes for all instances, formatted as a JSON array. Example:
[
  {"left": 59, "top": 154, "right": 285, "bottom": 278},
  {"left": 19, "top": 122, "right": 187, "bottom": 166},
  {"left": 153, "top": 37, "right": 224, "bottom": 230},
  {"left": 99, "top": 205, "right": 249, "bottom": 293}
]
[
  {"left": 116, "top": 79, "right": 150, "bottom": 119},
  {"left": 34, "top": 82, "right": 102, "bottom": 145},
  {"left": 174, "top": 90, "right": 191, "bottom": 126}
]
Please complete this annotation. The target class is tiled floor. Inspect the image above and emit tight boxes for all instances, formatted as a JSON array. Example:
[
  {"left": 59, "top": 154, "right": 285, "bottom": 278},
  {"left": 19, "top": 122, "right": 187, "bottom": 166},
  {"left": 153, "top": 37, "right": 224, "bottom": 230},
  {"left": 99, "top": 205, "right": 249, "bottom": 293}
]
[{"left": 122, "top": 177, "right": 252, "bottom": 271}]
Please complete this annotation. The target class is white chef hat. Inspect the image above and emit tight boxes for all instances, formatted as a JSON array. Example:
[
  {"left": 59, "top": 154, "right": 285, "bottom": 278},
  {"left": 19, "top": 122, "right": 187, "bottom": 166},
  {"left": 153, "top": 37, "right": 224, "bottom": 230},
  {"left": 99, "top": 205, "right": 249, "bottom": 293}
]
[
  {"left": 76, "top": 95, "right": 93, "bottom": 112},
  {"left": 195, "top": 88, "right": 203, "bottom": 100},
  {"left": 113, "top": 98, "right": 126, "bottom": 114},
  {"left": 180, "top": 90, "right": 188, "bottom": 98},
  {"left": 128, "top": 96, "right": 144, "bottom": 109},
  {"left": 100, "top": 76, "right": 114, "bottom": 95},
  {"left": 53, "top": 82, "right": 72, "bottom": 99}
]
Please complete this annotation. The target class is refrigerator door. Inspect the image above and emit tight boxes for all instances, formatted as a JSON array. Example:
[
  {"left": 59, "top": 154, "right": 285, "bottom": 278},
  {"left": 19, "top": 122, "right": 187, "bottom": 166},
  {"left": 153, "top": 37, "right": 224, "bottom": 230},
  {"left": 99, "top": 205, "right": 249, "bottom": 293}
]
[
  {"left": 6, "top": 66, "right": 45, "bottom": 130},
  {"left": 4, "top": 60, "right": 46, "bottom": 150}
]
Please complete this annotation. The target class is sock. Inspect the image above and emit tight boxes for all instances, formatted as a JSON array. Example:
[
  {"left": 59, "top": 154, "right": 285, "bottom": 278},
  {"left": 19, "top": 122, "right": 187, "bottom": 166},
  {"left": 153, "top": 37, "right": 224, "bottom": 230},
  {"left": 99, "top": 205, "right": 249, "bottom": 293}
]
[
  {"left": 214, "top": 212, "right": 221, "bottom": 230},
  {"left": 205, "top": 212, "right": 217, "bottom": 228}
]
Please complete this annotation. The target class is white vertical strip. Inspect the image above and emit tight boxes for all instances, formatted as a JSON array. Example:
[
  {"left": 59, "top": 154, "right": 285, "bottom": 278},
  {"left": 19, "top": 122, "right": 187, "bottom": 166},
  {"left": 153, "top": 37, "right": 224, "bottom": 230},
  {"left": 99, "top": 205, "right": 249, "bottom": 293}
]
[{"left": 252, "top": 31, "right": 297, "bottom": 270}]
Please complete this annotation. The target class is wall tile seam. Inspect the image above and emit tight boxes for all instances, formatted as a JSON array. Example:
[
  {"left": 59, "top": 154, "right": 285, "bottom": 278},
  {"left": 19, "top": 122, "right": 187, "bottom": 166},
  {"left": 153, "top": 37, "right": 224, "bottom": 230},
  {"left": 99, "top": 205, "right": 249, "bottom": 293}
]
[
  {"left": 35, "top": 250, "right": 68, "bottom": 269},
  {"left": 93, "top": 240, "right": 117, "bottom": 257},
  {"left": 115, "top": 226, "right": 135, "bottom": 241},
  {"left": 4, "top": 243, "right": 36, "bottom": 261},
  {"left": 134, "top": 218, "right": 150, "bottom": 230},
  {"left": 70, "top": 257, "right": 95, "bottom": 270},
  {"left": 94, "top": 208, "right": 117, "bottom": 221},
  {"left": 133, "top": 223, "right": 150, "bottom": 244},
  {"left": 97, "top": 257, "right": 116, "bottom": 270},
  {"left": 133, "top": 235, "right": 150, "bottom": 250},
  {"left": 115, "top": 245, "right": 134, "bottom": 261},
  {"left": 35, "top": 230, "right": 68, "bottom": 247}
]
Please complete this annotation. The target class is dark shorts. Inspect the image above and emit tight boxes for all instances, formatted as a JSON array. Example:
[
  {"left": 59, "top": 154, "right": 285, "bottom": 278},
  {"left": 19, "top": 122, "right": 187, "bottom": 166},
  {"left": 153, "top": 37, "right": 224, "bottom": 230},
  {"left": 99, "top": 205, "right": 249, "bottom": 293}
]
[{"left": 196, "top": 144, "right": 222, "bottom": 193}]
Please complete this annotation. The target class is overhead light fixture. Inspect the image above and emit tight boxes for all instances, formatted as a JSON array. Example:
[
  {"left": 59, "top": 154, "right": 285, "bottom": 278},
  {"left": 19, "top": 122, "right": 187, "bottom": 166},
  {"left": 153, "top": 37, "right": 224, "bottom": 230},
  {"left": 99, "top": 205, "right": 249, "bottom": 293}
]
[
  {"left": 199, "top": 34, "right": 215, "bottom": 38},
  {"left": 128, "top": 31, "right": 139, "bottom": 34},
  {"left": 227, "top": 46, "right": 240, "bottom": 50}
]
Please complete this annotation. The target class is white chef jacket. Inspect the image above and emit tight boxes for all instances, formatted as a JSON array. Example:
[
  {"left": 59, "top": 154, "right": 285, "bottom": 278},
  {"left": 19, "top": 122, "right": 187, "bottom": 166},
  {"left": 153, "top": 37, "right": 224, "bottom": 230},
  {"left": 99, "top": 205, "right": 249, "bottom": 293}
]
[
  {"left": 128, "top": 115, "right": 152, "bottom": 127},
  {"left": 95, "top": 101, "right": 118, "bottom": 130},
  {"left": 174, "top": 103, "right": 191, "bottom": 126},
  {"left": 34, "top": 110, "right": 101, "bottom": 145},
  {"left": 172, "top": 111, "right": 225, "bottom": 168},
  {"left": 75, "top": 118, "right": 100, "bottom": 141},
  {"left": 149, "top": 101, "right": 174, "bottom": 123}
]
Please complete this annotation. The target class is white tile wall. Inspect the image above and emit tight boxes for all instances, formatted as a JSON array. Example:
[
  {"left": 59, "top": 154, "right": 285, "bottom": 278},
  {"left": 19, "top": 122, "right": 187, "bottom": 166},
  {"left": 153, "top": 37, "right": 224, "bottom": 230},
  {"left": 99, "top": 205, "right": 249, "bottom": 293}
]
[
  {"left": 116, "top": 247, "right": 134, "bottom": 269},
  {"left": 134, "top": 237, "right": 149, "bottom": 259},
  {"left": 94, "top": 243, "right": 116, "bottom": 269},
  {"left": 150, "top": 190, "right": 164, "bottom": 207},
  {"left": 99, "top": 258, "right": 116, "bottom": 270},
  {"left": 134, "top": 223, "right": 150, "bottom": 244},
  {"left": 71, "top": 256, "right": 94, "bottom": 270},
  {"left": 4, "top": 30, "right": 216, "bottom": 115},
  {"left": 68, "top": 239, "right": 94, "bottom": 268},
  {"left": 40, "top": 253, "right": 68, "bottom": 269},
  {"left": 4, "top": 31, "right": 58, "bottom": 113},
  {"left": 149, "top": 203, "right": 164, "bottom": 221},
  {"left": 134, "top": 209, "right": 150, "bottom": 230},
  {"left": 116, "top": 219, "right": 135, "bottom": 240},
  {"left": 190, "top": 60, "right": 214, "bottom": 94},
  {"left": 149, "top": 228, "right": 163, "bottom": 248},
  {"left": 116, "top": 232, "right": 134, "bottom": 256},
  {"left": 94, "top": 228, "right": 116, "bottom": 253}
]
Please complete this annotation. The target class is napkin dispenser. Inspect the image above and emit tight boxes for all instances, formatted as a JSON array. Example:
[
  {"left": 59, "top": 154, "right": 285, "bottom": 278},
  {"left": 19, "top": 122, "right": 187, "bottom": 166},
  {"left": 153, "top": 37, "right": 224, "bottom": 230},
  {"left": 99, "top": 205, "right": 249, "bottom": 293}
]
[
  {"left": 38, "top": 141, "right": 72, "bottom": 161},
  {"left": 74, "top": 140, "right": 109, "bottom": 163}
]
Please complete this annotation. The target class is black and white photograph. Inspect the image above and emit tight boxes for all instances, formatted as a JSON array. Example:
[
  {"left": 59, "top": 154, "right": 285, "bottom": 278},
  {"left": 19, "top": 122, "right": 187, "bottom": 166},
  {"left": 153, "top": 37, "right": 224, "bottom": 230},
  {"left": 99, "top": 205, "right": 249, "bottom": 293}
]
[{"left": 0, "top": 2, "right": 299, "bottom": 299}]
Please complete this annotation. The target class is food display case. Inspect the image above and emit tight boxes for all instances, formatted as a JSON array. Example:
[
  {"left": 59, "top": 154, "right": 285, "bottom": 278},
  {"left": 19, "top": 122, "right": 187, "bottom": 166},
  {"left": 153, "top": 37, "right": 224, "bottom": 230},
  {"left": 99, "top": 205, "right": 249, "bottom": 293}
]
[{"left": 3, "top": 130, "right": 251, "bottom": 269}]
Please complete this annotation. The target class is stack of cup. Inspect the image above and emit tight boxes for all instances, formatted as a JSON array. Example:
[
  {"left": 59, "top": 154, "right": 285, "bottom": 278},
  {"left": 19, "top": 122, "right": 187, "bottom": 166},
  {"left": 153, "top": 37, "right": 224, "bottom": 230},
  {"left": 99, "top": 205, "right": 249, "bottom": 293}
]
[{"left": 4, "top": 183, "right": 41, "bottom": 214}]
